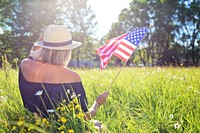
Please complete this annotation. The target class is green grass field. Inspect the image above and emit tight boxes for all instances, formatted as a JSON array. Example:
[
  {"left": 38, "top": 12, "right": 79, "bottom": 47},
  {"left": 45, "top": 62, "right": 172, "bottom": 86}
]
[{"left": 0, "top": 67, "right": 200, "bottom": 132}]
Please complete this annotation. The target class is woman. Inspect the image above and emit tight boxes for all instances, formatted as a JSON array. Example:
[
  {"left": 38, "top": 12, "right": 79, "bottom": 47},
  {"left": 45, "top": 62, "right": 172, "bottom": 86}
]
[{"left": 18, "top": 25, "right": 109, "bottom": 128}]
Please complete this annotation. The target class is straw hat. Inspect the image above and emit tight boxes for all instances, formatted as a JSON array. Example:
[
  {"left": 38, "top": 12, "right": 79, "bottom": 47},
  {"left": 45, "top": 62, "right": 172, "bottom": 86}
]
[{"left": 34, "top": 25, "right": 82, "bottom": 50}]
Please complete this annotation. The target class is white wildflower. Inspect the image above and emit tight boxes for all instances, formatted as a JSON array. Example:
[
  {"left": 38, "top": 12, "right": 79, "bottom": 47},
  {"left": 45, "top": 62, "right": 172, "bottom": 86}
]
[
  {"left": 0, "top": 90, "right": 3, "bottom": 92},
  {"left": 0, "top": 96, "right": 6, "bottom": 102},
  {"left": 70, "top": 92, "right": 76, "bottom": 99},
  {"left": 90, "top": 76, "right": 95, "bottom": 79},
  {"left": 172, "top": 76, "right": 176, "bottom": 79},
  {"left": 194, "top": 90, "right": 200, "bottom": 94},
  {"left": 100, "top": 84, "right": 103, "bottom": 87},
  {"left": 13, "top": 58, "right": 18, "bottom": 62},
  {"left": 35, "top": 90, "right": 43, "bottom": 96},
  {"left": 81, "top": 71, "right": 85, "bottom": 74},
  {"left": 186, "top": 86, "right": 192, "bottom": 90},
  {"left": 47, "top": 109, "right": 55, "bottom": 113},
  {"left": 174, "top": 122, "right": 181, "bottom": 129},
  {"left": 170, "top": 114, "right": 173, "bottom": 119},
  {"left": 151, "top": 71, "right": 155, "bottom": 74},
  {"left": 67, "top": 89, "right": 70, "bottom": 93}
]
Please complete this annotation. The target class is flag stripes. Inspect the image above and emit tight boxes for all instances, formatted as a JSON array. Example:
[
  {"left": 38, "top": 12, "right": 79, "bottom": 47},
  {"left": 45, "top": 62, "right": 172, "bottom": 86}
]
[
  {"left": 114, "top": 49, "right": 130, "bottom": 61},
  {"left": 114, "top": 39, "right": 137, "bottom": 61},
  {"left": 96, "top": 33, "right": 127, "bottom": 69}
]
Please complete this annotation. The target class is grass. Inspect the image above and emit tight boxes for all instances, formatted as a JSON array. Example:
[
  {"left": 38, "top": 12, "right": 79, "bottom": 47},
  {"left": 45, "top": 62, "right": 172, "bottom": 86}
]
[{"left": 0, "top": 66, "right": 200, "bottom": 132}]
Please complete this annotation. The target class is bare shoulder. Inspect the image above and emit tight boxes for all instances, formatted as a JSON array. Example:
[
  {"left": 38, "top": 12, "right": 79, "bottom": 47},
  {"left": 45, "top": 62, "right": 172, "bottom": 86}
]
[
  {"left": 65, "top": 69, "right": 82, "bottom": 82},
  {"left": 20, "top": 58, "right": 34, "bottom": 70}
]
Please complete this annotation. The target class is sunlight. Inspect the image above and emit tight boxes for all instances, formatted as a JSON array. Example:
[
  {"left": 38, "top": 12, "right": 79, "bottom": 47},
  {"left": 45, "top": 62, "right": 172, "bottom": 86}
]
[
  {"left": 0, "top": 27, "right": 3, "bottom": 34},
  {"left": 88, "top": 0, "right": 132, "bottom": 38}
]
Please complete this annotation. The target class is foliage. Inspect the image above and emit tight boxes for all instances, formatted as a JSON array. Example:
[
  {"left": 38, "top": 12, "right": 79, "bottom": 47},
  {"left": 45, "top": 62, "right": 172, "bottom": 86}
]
[
  {"left": 175, "top": 0, "right": 200, "bottom": 65},
  {"left": 0, "top": 0, "right": 97, "bottom": 67},
  {"left": 0, "top": 0, "right": 62, "bottom": 66},
  {"left": 60, "top": 0, "right": 98, "bottom": 67},
  {"left": 6, "top": 96, "right": 97, "bottom": 133}
]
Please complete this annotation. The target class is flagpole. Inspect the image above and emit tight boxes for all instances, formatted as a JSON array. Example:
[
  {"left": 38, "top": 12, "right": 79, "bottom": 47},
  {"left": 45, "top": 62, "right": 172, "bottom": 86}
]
[
  {"left": 105, "top": 26, "right": 151, "bottom": 92},
  {"left": 107, "top": 60, "right": 128, "bottom": 91}
]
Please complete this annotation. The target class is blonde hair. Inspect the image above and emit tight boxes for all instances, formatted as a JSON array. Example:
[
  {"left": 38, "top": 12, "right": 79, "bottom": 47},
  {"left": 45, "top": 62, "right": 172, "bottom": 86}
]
[{"left": 32, "top": 47, "right": 71, "bottom": 66}]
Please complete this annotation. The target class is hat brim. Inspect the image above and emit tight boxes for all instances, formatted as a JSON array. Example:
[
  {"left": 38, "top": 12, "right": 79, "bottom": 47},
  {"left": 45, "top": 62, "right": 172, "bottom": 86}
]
[{"left": 34, "top": 41, "right": 82, "bottom": 50}]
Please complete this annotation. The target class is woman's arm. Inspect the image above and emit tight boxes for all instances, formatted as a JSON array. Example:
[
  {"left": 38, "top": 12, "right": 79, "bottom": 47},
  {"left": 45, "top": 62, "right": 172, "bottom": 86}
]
[{"left": 84, "top": 91, "right": 109, "bottom": 120}]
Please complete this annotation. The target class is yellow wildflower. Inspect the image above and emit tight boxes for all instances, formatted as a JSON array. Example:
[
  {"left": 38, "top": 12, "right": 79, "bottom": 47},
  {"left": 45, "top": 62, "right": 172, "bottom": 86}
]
[
  {"left": 19, "top": 128, "right": 26, "bottom": 133},
  {"left": 28, "top": 126, "right": 33, "bottom": 131},
  {"left": 56, "top": 106, "right": 61, "bottom": 111},
  {"left": 73, "top": 98, "right": 79, "bottom": 104},
  {"left": 68, "top": 129, "right": 74, "bottom": 133},
  {"left": 42, "top": 118, "right": 49, "bottom": 125},
  {"left": 61, "top": 131, "right": 65, "bottom": 133},
  {"left": 17, "top": 116, "right": 25, "bottom": 126},
  {"left": 60, "top": 106, "right": 65, "bottom": 111},
  {"left": 69, "top": 107, "right": 73, "bottom": 110},
  {"left": 11, "top": 126, "right": 17, "bottom": 131},
  {"left": 19, "top": 117, "right": 24, "bottom": 121},
  {"left": 76, "top": 112, "right": 84, "bottom": 119},
  {"left": 5, "top": 122, "right": 8, "bottom": 127},
  {"left": 60, "top": 117, "right": 67, "bottom": 123},
  {"left": 35, "top": 119, "right": 40, "bottom": 126},
  {"left": 63, "top": 99, "right": 66, "bottom": 103},
  {"left": 42, "top": 118, "right": 47, "bottom": 123},
  {"left": 58, "top": 125, "right": 66, "bottom": 131},
  {"left": 17, "top": 120, "right": 24, "bottom": 126},
  {"left": 67, "top": 103, "right": 74, "bottom": 110},
  {"left": 75, "top": 104, "right": 80, "bottom": 109}
]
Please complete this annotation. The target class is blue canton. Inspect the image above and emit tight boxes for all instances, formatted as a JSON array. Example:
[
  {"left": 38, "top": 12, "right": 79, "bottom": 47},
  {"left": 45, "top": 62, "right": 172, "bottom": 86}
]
[{"left": 124, "top": 27, "right": 149, "bottom": 46}]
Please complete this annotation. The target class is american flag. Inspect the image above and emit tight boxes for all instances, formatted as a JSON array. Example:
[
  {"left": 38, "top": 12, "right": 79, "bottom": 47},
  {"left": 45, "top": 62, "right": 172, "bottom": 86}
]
[
  {"left": 114, "top": 27, "right": 149, "bottom": 61},
  {"left": 96, "top": 27, "right": 149, "bottom": 70}
]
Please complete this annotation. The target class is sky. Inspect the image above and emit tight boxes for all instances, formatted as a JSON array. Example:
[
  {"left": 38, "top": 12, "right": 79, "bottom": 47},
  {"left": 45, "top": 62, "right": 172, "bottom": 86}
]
[{"left": 88, "top": 0, "right": 132, "bottom": 39}]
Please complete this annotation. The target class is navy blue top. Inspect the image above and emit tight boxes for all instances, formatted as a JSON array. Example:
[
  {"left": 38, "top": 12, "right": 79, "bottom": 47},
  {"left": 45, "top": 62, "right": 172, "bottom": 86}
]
[{"left": 18, "top": 68, "right": 88, "bottom": 117}]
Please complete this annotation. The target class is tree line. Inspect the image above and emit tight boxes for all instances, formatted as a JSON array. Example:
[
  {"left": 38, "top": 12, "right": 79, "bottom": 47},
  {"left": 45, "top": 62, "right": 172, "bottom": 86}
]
[
  {"left": 106, "top": 0, "right": 200, "bottom": 66},
  {"left": 0, "top": 0, "right": 199, "bottom": 68},
  {"left": 0, "top": 0, "right": 97, "bottom": 67}
]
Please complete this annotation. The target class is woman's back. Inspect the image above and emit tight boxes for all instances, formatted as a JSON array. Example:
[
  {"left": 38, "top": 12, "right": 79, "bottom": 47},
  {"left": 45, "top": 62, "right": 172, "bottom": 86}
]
[
  {"left": 19, "top": 58, "right": 88, "bottom": 117},
  {"left": 20, "top": 58, "right": 81, "bottom": 84}
]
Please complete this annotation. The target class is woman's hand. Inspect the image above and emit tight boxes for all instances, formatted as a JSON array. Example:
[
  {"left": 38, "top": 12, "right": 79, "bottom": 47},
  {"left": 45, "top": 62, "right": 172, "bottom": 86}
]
[
  {"left": 96, "top": 91, "right": 109, "bottom": 106},
  {"left": 85, "top": 91, "right": 109, "bottom": 120}
]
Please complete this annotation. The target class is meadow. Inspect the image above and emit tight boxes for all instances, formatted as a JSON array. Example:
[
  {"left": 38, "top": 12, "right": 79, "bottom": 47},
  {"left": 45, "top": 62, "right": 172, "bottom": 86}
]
[{"left": 0, "top": 65, "right": 200, "bottom": 133}]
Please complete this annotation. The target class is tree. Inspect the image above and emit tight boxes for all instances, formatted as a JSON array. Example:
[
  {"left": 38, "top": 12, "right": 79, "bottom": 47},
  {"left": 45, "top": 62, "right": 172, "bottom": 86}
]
[
  {"left": 60, "top": 0, "right": 97, "bottom": 67},
  {"left": 0, "top": 0, "right": 61, "bottom": 66},
  {"left": 0, "top": 0, "right": 97, "bottom": 67},
  {"left": 175, "top": 0, "right": 200, "bottom": 66},
  {"left": 106, "top": 0, "right": 199, "bottom": 66}
]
